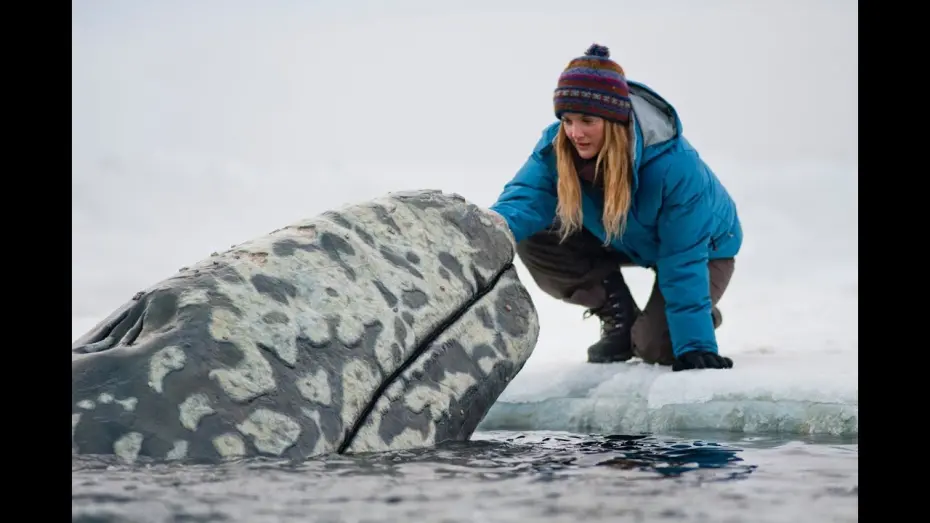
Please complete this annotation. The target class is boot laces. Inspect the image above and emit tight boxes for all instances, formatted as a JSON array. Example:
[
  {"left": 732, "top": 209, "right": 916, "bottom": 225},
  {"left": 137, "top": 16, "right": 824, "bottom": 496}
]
[{"left": 583, "top": 281, "right": 630, "bottom": 336}]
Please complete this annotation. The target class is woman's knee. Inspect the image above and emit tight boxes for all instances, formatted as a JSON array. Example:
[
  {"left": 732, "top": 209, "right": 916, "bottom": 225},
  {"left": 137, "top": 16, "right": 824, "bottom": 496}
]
[
  {"left": 515, "top": 229, "right": 616, "bottom": 304},
  {"left": 631, "top": 315, "right": 676, "bottom": 365}
]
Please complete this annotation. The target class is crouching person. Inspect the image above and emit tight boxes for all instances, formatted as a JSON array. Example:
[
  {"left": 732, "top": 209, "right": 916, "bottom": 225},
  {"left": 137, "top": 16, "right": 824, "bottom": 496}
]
[{"left": 488, "top": 44, "right": 742, "bottom": 371}]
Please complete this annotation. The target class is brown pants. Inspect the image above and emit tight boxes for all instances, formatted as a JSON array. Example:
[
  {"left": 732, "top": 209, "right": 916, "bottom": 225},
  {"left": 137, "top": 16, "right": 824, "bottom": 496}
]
[{"left": 516, "top": 225, "right": 735, "bottom": 365}]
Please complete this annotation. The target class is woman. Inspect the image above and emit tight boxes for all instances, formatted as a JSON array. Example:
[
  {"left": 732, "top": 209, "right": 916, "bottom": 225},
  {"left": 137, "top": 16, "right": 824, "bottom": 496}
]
[{"left": 489, "top": 44, "right": 742, "bottom": 371}]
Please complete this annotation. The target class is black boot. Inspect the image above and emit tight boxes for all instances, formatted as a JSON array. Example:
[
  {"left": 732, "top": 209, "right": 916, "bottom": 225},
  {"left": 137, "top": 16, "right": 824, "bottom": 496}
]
[{"left": 584, "top": 271, "right": 638, "bottom": 363}]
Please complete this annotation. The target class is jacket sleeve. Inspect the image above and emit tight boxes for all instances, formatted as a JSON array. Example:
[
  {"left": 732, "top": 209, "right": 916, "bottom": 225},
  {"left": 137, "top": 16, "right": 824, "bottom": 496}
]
[
  {"left": 488, "top": 133, "right": 559, "bottom": 244},
  {"left": 654, "top": 155, "right": 718, "bottom": 357}
]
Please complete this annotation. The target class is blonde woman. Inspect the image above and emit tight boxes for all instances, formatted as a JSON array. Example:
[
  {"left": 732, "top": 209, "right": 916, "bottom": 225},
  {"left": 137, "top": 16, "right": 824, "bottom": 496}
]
[{"left": 489, "top": 44, "right": 742, "bottom": 371}]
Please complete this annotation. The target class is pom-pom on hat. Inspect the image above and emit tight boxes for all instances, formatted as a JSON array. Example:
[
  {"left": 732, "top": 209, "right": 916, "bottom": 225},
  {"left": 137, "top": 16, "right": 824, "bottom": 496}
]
[{"left": 553, "top": 43, "right": 632, "bottom": 124}]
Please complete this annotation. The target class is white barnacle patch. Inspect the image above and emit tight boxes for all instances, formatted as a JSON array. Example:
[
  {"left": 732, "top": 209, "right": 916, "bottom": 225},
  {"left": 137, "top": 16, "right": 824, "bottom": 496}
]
[
  {"left": 385, "top": 426, "right": 434, "bottom": 449},
  {"left": 114, "top": 432, "right": 143, "bottom": 464},
  {"left": 475, "top": 351, "right": 501, "bottom": 375},
  {"left": 166, "top": 440, "right": 188, "bottom": 461},
  {"left": 348, "top": 391, "right": 436, "bottom": 454},
  {"left": 208, "top": 308, "right": 276, "bottom": 402},
  {"left": 404, "top": 371, "right": 478, "bottom": 415},
  {"left": 374, "top": 340, "right": 399, "bottom": 376},
  {"left": 371, "top": 316, "right": 408, "bottom": 373},
  {"left": 449, "top": 308, "right": 502, "bottom": 376},
  {"left": 237, "top": 408, "right": 302, "bottom": 456},
  {"left": 91, "top": 392, "right": 139, "bottom": 412},
  {"left": 300, "top": 407, "right": 335, "bottom": 456},
  {"left": 178, "top": 287, "right": 211, "bottom": 308},
  {"left": 335, "top": 313, "right": 366, "bottom": 347},
  {"left": 148, "top": 345, "right": 186, "bottom": 394},
  {"left": 76, "top": 399, "right": 95, "bottom": 410},
  {"left": 296, "top": 368, "right": 332, "bottom": 405},
  {"left": 179, "top": 393, "right": 216, "bottom": 431},
  {"left": 262, "top": 320, "right": 299, "bottom": 366},
  {"left": 340, "top": 360, "right": 381, "bottom": 428},
  {"left": 115, "top": 397, "right": 138, "bottom": 412},
  {"left": 301, "top": 311, "right": 331, "bottom": 347},
  {"left": 213, "top": 433, "right": 246, "bottom": 459},
  {"left": 96, "top": 393, "right": 139, "bottom": 412}
]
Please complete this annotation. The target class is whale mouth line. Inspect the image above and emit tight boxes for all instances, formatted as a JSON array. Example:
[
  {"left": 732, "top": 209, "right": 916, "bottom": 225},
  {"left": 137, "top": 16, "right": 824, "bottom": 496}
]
[{"left": 337, "top": 260, "right": 514, "bottom": 454}]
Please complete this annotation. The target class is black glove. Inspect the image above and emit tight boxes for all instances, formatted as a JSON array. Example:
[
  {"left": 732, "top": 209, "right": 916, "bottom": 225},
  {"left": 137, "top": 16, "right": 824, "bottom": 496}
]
[{"left": 672, "top": 350, "right": 733, "bottom": 372}]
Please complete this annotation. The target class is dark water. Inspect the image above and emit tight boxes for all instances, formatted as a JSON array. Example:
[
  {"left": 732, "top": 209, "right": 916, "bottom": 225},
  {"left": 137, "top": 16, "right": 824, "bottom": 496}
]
[{"left": 72, "top": 430, "right": 858, "bottom": 523}]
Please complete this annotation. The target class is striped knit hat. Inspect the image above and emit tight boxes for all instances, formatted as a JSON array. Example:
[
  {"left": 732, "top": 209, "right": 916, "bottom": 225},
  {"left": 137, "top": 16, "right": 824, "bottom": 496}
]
[{"left": 553, "top": 43, "right": 632, "bottom": 124}]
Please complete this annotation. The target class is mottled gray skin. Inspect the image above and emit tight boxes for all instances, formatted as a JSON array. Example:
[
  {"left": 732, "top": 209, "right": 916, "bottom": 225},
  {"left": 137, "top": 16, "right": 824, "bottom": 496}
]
[{"left": 71, "top": 189, "right": 540, "bottom": 464}]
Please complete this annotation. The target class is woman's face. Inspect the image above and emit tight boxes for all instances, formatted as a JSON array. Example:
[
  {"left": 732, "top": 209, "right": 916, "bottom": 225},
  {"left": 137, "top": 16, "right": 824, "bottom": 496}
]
[{"left": 561, "top": 113, "right": 605, "bottom": 159}]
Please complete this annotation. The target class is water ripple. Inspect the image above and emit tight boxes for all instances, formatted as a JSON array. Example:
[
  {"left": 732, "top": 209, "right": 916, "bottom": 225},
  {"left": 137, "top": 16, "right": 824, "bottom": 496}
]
[{"left": 72, "top": 431, "right": 856, "bottom": 523}]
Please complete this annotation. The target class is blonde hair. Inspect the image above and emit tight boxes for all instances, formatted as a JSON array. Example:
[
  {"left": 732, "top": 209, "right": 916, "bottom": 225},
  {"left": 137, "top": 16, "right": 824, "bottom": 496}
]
[{"left": 553, "top": 121, "right": 633, "bottom": 244}]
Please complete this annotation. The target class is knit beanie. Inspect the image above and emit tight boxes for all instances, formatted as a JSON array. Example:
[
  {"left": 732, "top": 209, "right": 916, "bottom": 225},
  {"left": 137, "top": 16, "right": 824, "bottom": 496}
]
[{"left": 553, "top": 44, "right": 632, "bottom": 124}]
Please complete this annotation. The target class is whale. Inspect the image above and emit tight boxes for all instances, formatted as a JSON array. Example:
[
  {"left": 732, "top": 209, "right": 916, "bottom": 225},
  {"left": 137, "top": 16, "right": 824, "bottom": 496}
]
[{"left": 71, "top": 189, "right": 539, "bottom": 464}]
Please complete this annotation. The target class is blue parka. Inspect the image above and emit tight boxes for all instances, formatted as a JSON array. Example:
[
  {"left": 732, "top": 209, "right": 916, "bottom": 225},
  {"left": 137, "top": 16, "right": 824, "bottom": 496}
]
[{"left": 489, "top": 80, "right": 743, "bottom": 358}]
